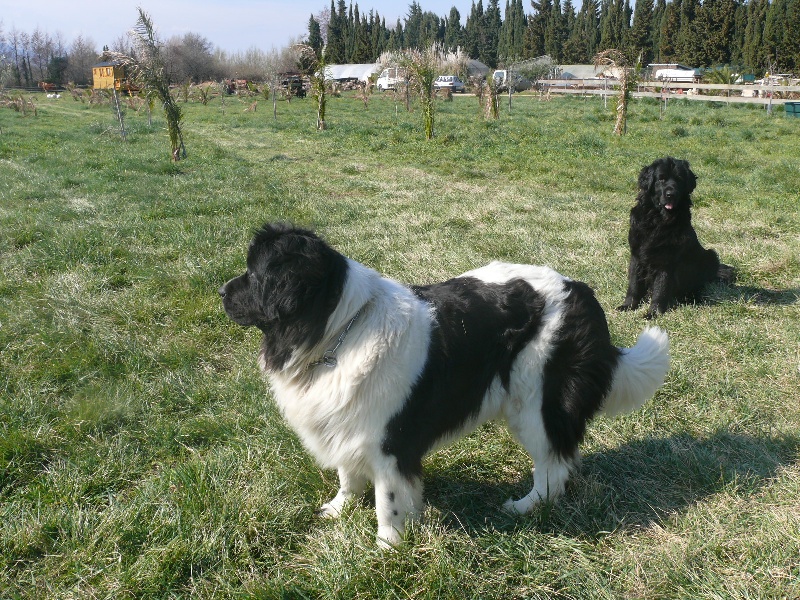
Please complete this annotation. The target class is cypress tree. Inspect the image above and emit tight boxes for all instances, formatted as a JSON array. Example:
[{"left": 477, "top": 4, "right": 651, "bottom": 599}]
[
  {"left": 326, "top": 0, "right": 346, "bottom": 64},
  {"left": 678, "top": 0, "right": 702, "bottom": 64},
  {"left": 307, "top": 15, "right": 324, "bottom": 59},
  {"left": 444, "top": 7, "right": 463, "bottom": 52},
  {"left": 629, "top": 0, "right": 655, "bottom": 64},
  {"left": 651, "top": 0, "right": 666, "bottom": 62},
  {"left": 703, "top": 0, "right": 737, "bottom": 66},
  {"left": 485, "top": 0, "right": 503, "bottom": 66},
  {"left": 526, "top": 0, "right": 551, "bottom": 57},
  {"left": 784, "top": 0, "right": 800, "bottom": 71},
  {"left": 465, "top": 1, "right": 486, "bottom": 59},
  {"left": 658, "top": 0, "right": 682, "bottom": 62},
  {"left": 545, "top": 0, "right": 566, "bottom": 61}
]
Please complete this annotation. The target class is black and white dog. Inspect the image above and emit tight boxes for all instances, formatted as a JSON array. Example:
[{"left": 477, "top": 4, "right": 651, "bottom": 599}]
[
  {"left": 618, "top": 157, "right": 736, "bottom": 318},
  {"left": 220, "top": 223, "right": 670, "bottom": 547}
]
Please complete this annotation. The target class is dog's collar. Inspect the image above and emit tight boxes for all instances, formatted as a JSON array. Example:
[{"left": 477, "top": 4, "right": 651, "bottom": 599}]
[{"left": 308, "top": 310, "right": 362, "bottom": 369}]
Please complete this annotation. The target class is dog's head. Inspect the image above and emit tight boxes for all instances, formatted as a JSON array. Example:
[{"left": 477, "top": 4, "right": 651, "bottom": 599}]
[
  {"left": 219, "top": 223, "right": 348, "bottom": 367},
  {"left": 637, "top": 157, "right": 697, "bottom": 216}
]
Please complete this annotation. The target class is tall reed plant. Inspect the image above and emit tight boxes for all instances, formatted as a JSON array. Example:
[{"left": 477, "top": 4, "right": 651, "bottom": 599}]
[{"left": 117, "top": 8, "right": 186, "bottom": 160}]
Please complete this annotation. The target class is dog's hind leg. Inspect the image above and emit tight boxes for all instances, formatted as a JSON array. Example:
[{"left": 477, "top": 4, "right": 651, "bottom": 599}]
[
  {"left": 502, "top": 410, "right": 574, "bottom": 515},
  {"left": 318, "top": 467, "right": 368, "bottom": 518}
]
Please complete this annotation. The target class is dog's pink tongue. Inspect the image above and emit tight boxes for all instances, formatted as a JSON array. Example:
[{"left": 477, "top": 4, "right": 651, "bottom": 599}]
[{"left": 665, "top": 203, "right": 674, "bottom": 210}]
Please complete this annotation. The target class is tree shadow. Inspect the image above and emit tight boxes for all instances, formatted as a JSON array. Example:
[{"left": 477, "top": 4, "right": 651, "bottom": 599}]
[{"left": 423, "top": 430, "right": 799, "bottom": 539}]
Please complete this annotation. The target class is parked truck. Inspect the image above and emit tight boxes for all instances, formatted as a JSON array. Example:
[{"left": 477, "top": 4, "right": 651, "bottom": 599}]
[{"left": 376, "top": 67, "right": 407, "bottom": 91}]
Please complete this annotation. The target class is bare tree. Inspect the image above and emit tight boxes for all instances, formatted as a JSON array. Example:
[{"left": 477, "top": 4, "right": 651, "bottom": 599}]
[
  {"left": 164, "top": 32, "right": 217, "bottom": 83},
  {"left": 6, "top": 28, "right": 31, "bottom": 86},
  {"left": 29, "top": 28, "right": 53, "bottom": 83},
  {"left": 65, "top": 35, "right": 98, "bottom": 85}
]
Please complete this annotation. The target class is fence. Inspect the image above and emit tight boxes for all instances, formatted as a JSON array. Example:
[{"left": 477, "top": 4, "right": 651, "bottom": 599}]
[{"left": 541, "top": 80, "right": 800, "bottom": 106}]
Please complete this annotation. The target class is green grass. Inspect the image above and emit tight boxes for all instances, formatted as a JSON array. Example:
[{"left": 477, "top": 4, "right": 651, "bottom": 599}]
[{"left": 1, "top": 91, "right": 799, "bottom": 599}]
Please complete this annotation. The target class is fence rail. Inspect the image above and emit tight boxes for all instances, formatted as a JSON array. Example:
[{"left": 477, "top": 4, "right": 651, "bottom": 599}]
[{"left": 540, "top": 80, "right": 800, "bottom": 106}]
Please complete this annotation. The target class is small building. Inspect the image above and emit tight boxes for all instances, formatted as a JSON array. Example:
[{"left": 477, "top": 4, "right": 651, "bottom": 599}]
[{"left": 92, "top": 61, "right": 131, "bottom": 91}]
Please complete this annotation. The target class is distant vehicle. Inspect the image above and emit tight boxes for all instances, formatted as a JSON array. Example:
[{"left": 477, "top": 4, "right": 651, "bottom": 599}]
[
  {"left": 492, "top": 69, "right": 531, "bottom": 92},
  {"left": 376, "top": 67, "right": 407, "bottom": 91},
  {"left": 653, "top": 68, "right": 700, "bottom": 83},
  {"left": 433, "top": 75, "right": 465, "bottom": 93}
]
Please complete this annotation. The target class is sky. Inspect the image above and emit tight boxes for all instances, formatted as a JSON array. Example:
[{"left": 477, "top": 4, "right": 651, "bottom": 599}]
[{"left": 2, "top": 0, "right": 471, "bottom": 55}]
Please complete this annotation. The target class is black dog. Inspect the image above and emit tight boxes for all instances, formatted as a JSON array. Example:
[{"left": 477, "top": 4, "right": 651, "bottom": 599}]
[{"left": 618, "top": 157, "right": 735, "bottom": 318}]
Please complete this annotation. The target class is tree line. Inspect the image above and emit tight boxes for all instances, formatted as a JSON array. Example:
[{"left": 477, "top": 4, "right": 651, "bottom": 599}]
[
  {"left": 310, "top": 0, "right": 800, "bottom": 74},
  {"left": 0, "top": 22, "right": 302, "bottom": 88},
  {"left": 2, "top": 0, "right": 797, "bottom": 90}
]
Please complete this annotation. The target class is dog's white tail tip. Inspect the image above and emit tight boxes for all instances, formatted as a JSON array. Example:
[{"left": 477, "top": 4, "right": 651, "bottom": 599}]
[{"left": 601, "top": 327, "right": 670, "bottom": 418}]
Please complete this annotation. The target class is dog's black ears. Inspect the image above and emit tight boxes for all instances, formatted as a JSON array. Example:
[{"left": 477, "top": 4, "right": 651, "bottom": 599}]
[
  {"left": 637, "top": 164, "right": 655, "bottom": 193},
  {"left": 675, "top": 159, "right": 697, "bottom": 193}
]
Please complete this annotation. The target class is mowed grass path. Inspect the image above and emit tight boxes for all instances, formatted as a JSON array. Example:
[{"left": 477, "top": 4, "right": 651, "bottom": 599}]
[{"left": 1, "top": 91, "right": 798, "bottom": 599}]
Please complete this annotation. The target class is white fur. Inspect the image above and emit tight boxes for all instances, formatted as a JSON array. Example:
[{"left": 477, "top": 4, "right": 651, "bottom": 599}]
[{"left": 262, "top": 260, "right": 669, "bottom": 546}]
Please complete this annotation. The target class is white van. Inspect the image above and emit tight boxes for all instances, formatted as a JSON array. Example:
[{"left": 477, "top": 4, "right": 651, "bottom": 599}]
[
  {"left": 654, "top": 68, "right": 699, "bottom": 83},
  {"left": 376, "top": 67, "right": 407, "bottom": 91},
  {"left": 492, "top": 69, "right": 531, "bottom": 92}
]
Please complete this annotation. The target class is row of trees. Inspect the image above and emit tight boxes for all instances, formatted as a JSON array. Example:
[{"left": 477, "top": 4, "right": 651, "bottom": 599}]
[
  {"left": 0, "top": 21, "right": 302, "bottom": 88},
  {"left": 3, "top": 0, "right": 797, "bottom": 89},
  {"left": 311, "top": 0, "right": 799, "bottom": 74}
]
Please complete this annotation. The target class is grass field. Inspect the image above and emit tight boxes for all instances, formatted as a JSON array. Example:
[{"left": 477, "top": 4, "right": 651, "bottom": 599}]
[{"left": 1, "top": 90, "right": 799, "bottom": 599}]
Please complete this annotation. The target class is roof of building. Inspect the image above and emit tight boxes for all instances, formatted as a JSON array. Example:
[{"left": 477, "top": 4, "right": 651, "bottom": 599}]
[{"left": 324, "top": 63, "right": 382, "bottom": 81}]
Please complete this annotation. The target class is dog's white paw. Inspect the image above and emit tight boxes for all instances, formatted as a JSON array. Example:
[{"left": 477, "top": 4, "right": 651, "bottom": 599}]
[
  {"left": 502, "top": 494, "right": 542, "bottom": 515},
  {"left": 376, "top": 525, "right": 402, "bottom": 549},
  {"left": 317, "top": 503, "right": 342, "bottom": 519}
]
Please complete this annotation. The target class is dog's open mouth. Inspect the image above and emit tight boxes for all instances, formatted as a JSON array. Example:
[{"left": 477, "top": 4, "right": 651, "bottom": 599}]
[{"left": 664, "top": 202, "right": 674, "bottom": 210}]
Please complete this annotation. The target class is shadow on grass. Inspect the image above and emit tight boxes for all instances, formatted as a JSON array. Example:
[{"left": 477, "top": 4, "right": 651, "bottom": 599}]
[
  {"left": 703, "top": 282, "right": 800, "bottom": 306},
  {"left": 424, "top": 430, "right": 799, "bottom": 539}
]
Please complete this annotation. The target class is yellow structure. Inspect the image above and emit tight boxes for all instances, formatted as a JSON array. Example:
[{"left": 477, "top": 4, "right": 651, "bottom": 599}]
[{"left": 92, "top": 61, "right": 129, "bottom": 90}]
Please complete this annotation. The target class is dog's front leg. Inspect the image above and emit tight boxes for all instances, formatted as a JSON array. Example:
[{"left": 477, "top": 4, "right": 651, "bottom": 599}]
[
  {"left": 646, "top": 271, "right": 674, "bottom": 318},
  {"left": 618, "top": 255, "right": 646, "bottom": 311},
  {"left": 318, "top": 467, "right": 368, "bottom": 518},
  {"left": 374, "top": 471, "right": 423, "bottom": 549}
]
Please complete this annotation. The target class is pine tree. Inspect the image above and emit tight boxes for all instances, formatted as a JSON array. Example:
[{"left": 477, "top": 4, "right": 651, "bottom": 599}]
[
  {"left": 629, "top": 0, "right": 655, "bottom": 64},
  {"left": 784, "top": 0, "right": 800, "bottom": 71},
  {"left": 702, "top": 0, "right": 737, "bottom": 66},
  {"left": 326, "top": 0, "right": 346, "bottom": 64},
  {"left": 485, "top": 0, "right": 503, "bottom": 67},
  {"left": 763, "top": 0, "right": 790, "bottom": 70},
  {"left": 465, "top": 1, "right": 486, "bottom": 59},
  {"left": 307, "top": 15, "right": 324, "bottom": 59},
  {"left": 545, "top": 0, "right": 566, "bottom": 62},
  {"left": 352, "top": 11, "right": 372, "bottom": 62},
  {"left": 678, "top": 0, "right": 702, "bottom": 64},
  {"left": 742, "top": 0, "right": 768, "bottom": 71},
  {"left": 651, "top": 0, "right": 666, "bottom": 62},
  {"left": 658, "top": 0, "right": 682, "bottom": 62},
  {"left": 444, "top": 7, "right": 463, "bottom": 52},
  {"left": 526, "top": 0, "right": 552, "bottom": 57}
]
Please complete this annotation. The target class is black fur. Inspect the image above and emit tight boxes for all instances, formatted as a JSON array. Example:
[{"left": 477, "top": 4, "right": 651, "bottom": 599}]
[
  {"left": 219, "top": 223, "right": 348, "bottom": 370},
  {"left": 542, "top": 280, "right": 620, "bottom": 458},
  {"left": 618, "top": 157, "right": 735, "bottom": 318},
  {"left": 382, "top": 276, "right": 547, "bottom": 478}
]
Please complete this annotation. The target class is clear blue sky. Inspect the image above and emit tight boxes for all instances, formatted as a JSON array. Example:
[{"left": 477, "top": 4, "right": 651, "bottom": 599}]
[{"left": 2, "top": 1, "right": 475, "bottom": 54}]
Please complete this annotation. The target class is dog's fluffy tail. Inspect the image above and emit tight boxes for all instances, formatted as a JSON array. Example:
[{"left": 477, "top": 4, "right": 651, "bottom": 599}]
[{"left": 600, "top": 327, "right": 670, "bottom": 418}]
